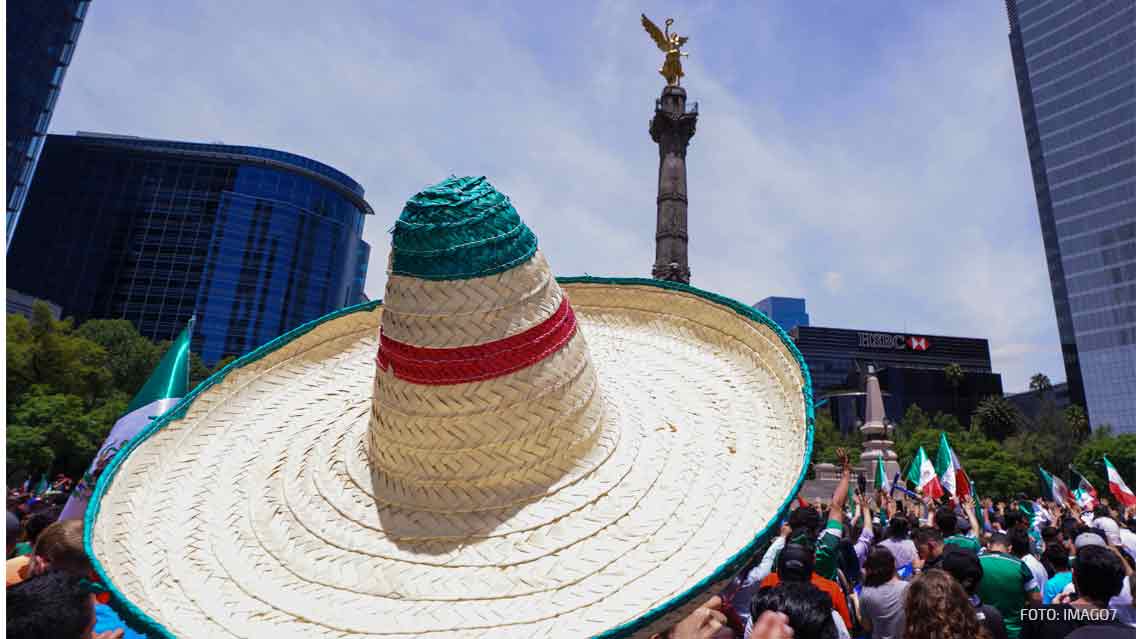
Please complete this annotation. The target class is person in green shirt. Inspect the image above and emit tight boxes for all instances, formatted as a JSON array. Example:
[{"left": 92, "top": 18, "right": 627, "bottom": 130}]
[
  {"left": 977, "top": 532, "right": 1042, "bottom": 639},
  {"left": 939, "top": 495, "right": 983, "bottom": 552}
]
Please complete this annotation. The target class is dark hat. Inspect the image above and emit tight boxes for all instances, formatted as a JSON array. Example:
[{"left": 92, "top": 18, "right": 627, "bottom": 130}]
[{"left": 777, "top": 543, "right": 816, "bottom": 582}]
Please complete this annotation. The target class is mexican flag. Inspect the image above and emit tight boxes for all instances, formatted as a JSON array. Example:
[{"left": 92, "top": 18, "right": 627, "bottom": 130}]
[
  {"left": 1071, "top": 467, "right": 1098, "bottom": 510},
  {"left": 59, "top": 322, "right": 193, "bottom": 521},
  {"left": 1105, "top": 456, "right": 1136, "bottom": 508},
  {"left": 907, "top": 446, "right": 943, "bottom": 499},
  {"left": 1039, "top": 466, "right": 1075, "bottom": 507},
  {"left": 934, "top": 432, "right": 971, "bottom": 498},
  {"left": 874, "top": 457, "right": 891, "bottom": 493}
]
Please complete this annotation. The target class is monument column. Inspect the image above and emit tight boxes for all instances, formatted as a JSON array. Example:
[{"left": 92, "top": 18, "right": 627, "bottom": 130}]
[{"left": 650, "top": 86, "right": 697, "bottom": 284}]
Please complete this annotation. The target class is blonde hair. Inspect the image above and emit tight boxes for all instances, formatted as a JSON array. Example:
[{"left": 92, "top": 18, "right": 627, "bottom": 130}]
[{"left": 33, "top": 520, "right": 90, "bottom": 575}]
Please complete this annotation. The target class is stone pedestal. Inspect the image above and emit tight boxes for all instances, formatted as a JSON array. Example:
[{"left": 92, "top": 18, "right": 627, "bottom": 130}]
[
  {"left": 798, "top": 368, "right": 901, "bottom": 502},
  {"left": 650, "top": 85, "right": 697, "bottom": 284}
]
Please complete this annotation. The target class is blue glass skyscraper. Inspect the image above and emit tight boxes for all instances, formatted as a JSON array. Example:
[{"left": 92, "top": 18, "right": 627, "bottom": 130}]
[
  {"left": 6, "top": 0, "right": 90, "bottom": 248},
  {"left": 1007, "top": 0, "right": 1136, "bottom": 432},
  {"left": 7, "top": 133, "right": 372, "bottom": 365},
  {"left": 754, "top": 296, "right": 810, "bottom": 332}
]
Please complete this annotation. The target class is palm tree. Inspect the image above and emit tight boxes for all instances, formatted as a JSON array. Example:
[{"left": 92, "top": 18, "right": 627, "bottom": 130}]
[
  {"left": 944, "top": 363, "right": 964, "bottom": 417},
  {"left": 1029, "top": 373, "right": 1053, "bottom": 393},
  {"left": 1064, "top": 404, "right": 1090, "bottom": 441}
]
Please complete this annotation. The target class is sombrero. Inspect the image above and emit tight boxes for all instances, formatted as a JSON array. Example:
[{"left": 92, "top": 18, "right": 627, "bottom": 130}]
[{"left": 85, "top": 176, "right": 814, "bottom": 638}]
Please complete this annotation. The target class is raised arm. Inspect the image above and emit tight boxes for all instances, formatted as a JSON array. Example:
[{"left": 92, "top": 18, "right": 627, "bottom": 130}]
[
  {"left": 827, "top": 448, "right": 853, "bottom": 524},
  {"left": 962, "top": 494, "right": 981, "bottom": 538}
]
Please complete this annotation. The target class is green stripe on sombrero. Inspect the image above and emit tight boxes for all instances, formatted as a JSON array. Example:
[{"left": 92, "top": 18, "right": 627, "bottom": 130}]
[{"left": 390, "top": 176, "right": 538, "bottom": 280}]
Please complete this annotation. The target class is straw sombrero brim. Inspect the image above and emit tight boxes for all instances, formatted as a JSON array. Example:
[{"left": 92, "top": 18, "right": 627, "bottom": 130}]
[{"left": 85, "top": 277, "right": 814, "bottom": 639}]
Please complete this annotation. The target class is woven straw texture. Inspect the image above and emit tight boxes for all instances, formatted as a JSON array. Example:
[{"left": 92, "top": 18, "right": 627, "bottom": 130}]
[{"left": 88, "top": 281, "right": 810, "bottom": 639}]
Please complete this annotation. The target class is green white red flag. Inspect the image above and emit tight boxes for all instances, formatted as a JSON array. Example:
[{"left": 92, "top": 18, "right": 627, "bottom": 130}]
[
  {"left": 934, "top": 432, "right": 971, "bottom": 499},
  {"left": 1071, "top": 467, "right": 1098, "bottom": 510},
  {"left": 1039, "top": 467, "right": 1075, "bottom": 507},
  {"left": 906, "top": 446, "right": 943, "bottom": 499},
  {"left": 59, "top": 322, "right": 193, "bottom": 521},
  {"left": 1105, "top": 456, "right": 1136, "bottom": 508}
]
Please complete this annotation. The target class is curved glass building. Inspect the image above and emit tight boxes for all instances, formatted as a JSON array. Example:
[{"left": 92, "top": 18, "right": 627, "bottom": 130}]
[{"left": 7, "top": 133, "right": 372, "bottom": 365}]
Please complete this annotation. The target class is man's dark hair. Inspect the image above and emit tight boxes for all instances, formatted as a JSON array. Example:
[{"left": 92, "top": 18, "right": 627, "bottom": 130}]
[
  {"left": 1041, "top": 526, "right": 1060, "bottom": 544},
  {"left": 863, "top": 546, "right": 897, "bottom": 588},
  {"left": 6, "top": 571, "right": 93, "bottom": 639},
  {"left": 1004, "top": 510, "right": 1026, "bottom": 530},
  {"left": 750, "top": 582, "right": 838, "bottom": 639},
  {"left": 886, "top": 514, "right": 910, "bottom": 540},
  {"left": 788, "top": 506, "right": 822, "bottom": 539},
  {"left": 940, "top": 547, "right": 984, "bottom": 595},
  {"left": 776, "top": 542, "right": 816, "bottom": 583},
  {"left": 935, "top": 507, "right": 958, "bottom": 536},
  {"left": 1073, "top": 545, "right": 1125, "bottom": 605},
  {"left": 21, "top": 507, "right": 61, "bottom": 549},
  {"left": 1009, "top": 528, "right": 1032, "bottom": 558},
  {"left": 1094, "top": 505, "right": 1112, "bottom": 519},
  {"left": 912, "top": 526, "right": 943, "bottom": 547},
  {"left": 988, "top": 531, "right": 1010, "bottom": 549},
  {"left": 1043, "top": 543, "right": 1070, "bottom": 572}
]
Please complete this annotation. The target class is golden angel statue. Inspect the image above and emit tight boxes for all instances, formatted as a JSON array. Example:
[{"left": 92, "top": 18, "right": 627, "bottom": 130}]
[{"left": 641, "top": 14, "right": 689, "bottom": 86}]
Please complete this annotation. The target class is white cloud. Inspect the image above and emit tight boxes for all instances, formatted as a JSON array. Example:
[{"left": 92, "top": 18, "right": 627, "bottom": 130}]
[{"left": 48, "top": 1, "right": 1063, "bottom": 393}]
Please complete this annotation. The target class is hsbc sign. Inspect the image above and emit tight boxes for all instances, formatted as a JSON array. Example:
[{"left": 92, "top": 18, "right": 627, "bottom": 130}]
[{"left": 858, "top": 332, "right": 932, "bottom": 352}]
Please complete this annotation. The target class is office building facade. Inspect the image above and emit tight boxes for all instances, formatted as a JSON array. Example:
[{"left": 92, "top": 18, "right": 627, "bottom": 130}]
[
  {"left": 8, "top": 133, "right": 372, "bottom": 365},
  {"left": 6, "top": 0, "right": 90, "bottom": 247},
  {"left": 754, "top": 296, "right": 810, "bottom": 332},
  {"left": 1007, "top": 0, "right": 1136, "bottom": 432},
  {"left": 791, "top": 325, "right": 1004, "bottom": 432}
]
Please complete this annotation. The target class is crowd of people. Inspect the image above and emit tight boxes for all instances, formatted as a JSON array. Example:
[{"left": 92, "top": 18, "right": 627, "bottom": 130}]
[
  {"left": 6, "top": 483, "right": 139, "bottom": 639},
  {"left": 656, "top": 449, "right": 1136, "bottom": 639},
  {"left": 9, "top": 456, "right": 1136, "bottom": 639}
]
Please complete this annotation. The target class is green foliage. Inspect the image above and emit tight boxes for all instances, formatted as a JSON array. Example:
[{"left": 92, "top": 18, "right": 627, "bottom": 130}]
[
  {"left": 1073, "top": 431, "right": 1136, "bottom": 495},
  {"left": 972, "top": 395, "right": 1024, "bottom": 441},
  {"left": 944, "top": 363, "right": 964, "bottom": 389},
  {"left": 1064, "top": 405, "right": 1090, "bottom": 442},
  {"left": 809, "top": 408, "right": 862, "bottom": 474},
  {"left": 5, "top": 306, "right": 190, "bottom": 479}
]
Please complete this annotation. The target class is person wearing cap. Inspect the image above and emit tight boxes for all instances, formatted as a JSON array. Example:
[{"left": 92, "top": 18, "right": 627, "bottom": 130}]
[
  {"left": 977, "top": 532, "right": 1042, "bottom": 638},
  {"left": 1022, "top": 545, "right": 1133, "bottom": 639},
  {"left": 758, "top": 541, "right": 853, "bottom": 632},
  {"left": 942, "top": 547, "right": 1010, "bottom": 639}
]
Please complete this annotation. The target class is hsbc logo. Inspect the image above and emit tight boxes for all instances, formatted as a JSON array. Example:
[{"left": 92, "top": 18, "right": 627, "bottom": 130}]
[
  {"left": 858, "top": 332, "right": 932, "bottom": 351},
  {"left": 907, "top": 336, "right": 931, "bottom": 351}
]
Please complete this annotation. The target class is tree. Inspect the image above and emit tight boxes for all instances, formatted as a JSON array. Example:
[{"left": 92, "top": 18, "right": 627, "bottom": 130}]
[
  {"left": 931, "top": 411, "right": 963, "bottom": 433},
  {"left": 944, "top": 363, "right": 964, "bottom": 416},
  {"left": 1030, "top": 373, "right": 1053, "bottom": 393},
  {"left": 1072, "top": 430, "right": 1136, "bottom": 496},
  {"left": 810, "top": 408, "right": 862, "bottom": 473},
  {"left": 7, "top": 304, "right": 112, "bottom": 409},
  {"left": 899, "top": 403, "right": 932, "bottom": 435},
  {"left": 6, "top": 385, "right": 128, "bottom": 478},
  {"left": 76, "top": 319, "right": 162, "bottom": 394},
  {"left": 1064, "top": 404, "right": 1090, "bottom": 442},
  {"left": 972, "top": 396, "right": 1024, "bottom": 441}
]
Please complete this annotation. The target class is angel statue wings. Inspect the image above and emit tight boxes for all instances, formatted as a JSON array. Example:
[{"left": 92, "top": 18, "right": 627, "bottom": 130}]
[{"left": 641, "top": 14, "right": 689, "bottom": 86}]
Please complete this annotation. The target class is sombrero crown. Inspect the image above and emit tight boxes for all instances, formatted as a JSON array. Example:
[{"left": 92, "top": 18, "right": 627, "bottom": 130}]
[
  {"left": 373, "top": 175, "right": 602, "bottom": 513},
  {"left": 86, "top": 176, "right": 813, "bottom": 639}
]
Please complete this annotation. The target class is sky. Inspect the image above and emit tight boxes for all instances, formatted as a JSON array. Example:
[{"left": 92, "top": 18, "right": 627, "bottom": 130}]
[{"left": 49, "top": 1, "right": 1066, "bottom": 393}]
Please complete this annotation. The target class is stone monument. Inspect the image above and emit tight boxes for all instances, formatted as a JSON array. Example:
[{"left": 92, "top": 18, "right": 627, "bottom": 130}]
[
  {"left": 801, "top": 366, "right": 902, "bottom": 501},
  {"left": 642, "top": 14, "right": 696, "bottom": 284}
]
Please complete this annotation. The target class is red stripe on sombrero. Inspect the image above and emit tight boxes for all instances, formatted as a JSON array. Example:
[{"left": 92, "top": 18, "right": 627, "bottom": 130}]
[{"left": 377, "top": 297, "right": 577, "bottom": 385}]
